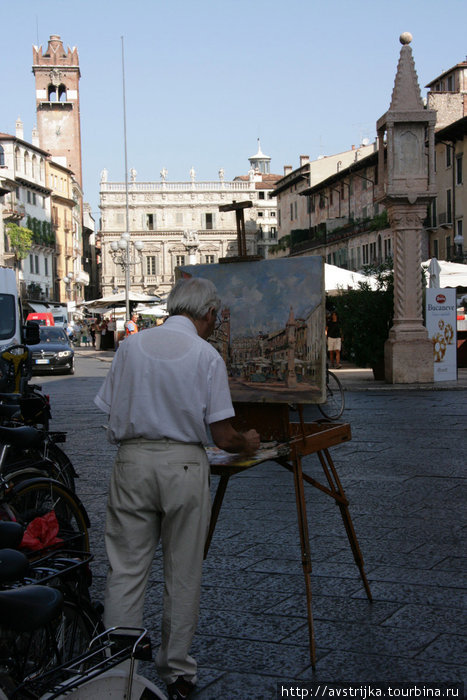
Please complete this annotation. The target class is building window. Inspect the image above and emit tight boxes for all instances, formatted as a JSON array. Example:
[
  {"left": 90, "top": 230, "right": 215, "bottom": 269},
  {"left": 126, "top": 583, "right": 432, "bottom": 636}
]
[
  {"left": 34, "top": 255, "right": 39, "bottom": 274},
  {"left": 27, "top": 191, "right": 31, "bottom": 203},
  {"left": 32, "top": 193, "right": 36, "bottom": 206},
  {"left": 456, "top": 154, "right": 463, "bottom": 185},
  {"left": 270, "top": 210, "right": 276, "bottom": 217},
  {"left": 447, "top": 189, "right": 452, "bottom": 223},
  {"left": 146, "top": 214, "right": 154, "bottom": 231},
  {"left": 431, "top": 198, "right": 437, "bottom": 227},
  {"left": 447, "top": 75, "right": 453, "bottom": 91},
  {"left": 205, "top": 213, "right": 213, "bottom": 230},
  {"left": 205, "top": 255, "right": 215, "bottom": 264},
  {"left": 433, "top": 239, "right": 439, "bottom": 257},
  {"left": 457, "top": 219, "right": 463, "bottom": 239},
  {"left": 294, "top": 201, "right": 298, "bottom": 219},
  {"left": 257, "top": 211, "right": 264, "bottom": 217},
  {"left": 362, "top": 244, "right": 369, "bottom": 265},
  {"left": 175, "top": 255, "right": 185, "bottom": 266},
  {"left": 146, "top": 256, "right": 156, "bottom": 275},
  {"left": 0, "top": 145, "right": 4, "bottom": 167},
  {"left": 29, "top": 255, "right": 34, "bottom": 273},
  {"left": 258, "top": 191, "right": 265, "bottom": 200},
  {"left": 44, "top": 257, "right": 48, "bottom": 276},
  {"left": 446, "top": 145, "right": 452, "bottom": 168},
  {"left": 290, "top": 203, "right": 293, "bottom": 220}
]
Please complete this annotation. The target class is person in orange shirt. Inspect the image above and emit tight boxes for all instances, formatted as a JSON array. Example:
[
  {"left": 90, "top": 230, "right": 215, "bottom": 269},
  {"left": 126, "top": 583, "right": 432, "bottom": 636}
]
[{"left": 125, "top": 313, "right": 139, "bottom": 336}]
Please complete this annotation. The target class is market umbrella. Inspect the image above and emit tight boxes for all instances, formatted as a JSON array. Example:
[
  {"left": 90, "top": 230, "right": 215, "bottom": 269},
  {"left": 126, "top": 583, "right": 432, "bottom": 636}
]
[
  {"left": 80, "top": 291, "right": 160, "bottom": 310},
  {"left": 325, "top": 264, "right": 378, "bottom": 293},
  {"left": 422, "top": 259, "right": 467, "bottom": 288}
]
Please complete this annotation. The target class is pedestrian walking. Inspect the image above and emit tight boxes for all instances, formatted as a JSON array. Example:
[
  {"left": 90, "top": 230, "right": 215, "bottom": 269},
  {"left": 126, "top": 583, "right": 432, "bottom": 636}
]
[
  {"left": 94, "top": 277, "right": 260, "bottom": 699},
  {"left": 326, "top": 311, "right": 343, "bottom": 368}
]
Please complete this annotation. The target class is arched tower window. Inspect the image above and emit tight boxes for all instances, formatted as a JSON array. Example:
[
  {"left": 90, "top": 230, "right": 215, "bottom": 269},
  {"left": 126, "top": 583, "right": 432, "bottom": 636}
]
[
  {"left": 40, "top": 158, "right": 44, "bottom": 181},
  {"left": 32, "top": 155, "right": 37, "bottom": 179},
  {"left": 0, "top": 145, "right": 4, "bottom": 167},
  {"left": 15, "top": 147, "right": 20, "bottom": 170},
  {"left": 24, "top": 151, "right": 30, "bottom": 175},
  {"left": 48, "top": 84, "right": 57, "bottom": 101},
  {"left": 58, "top": 84, "right": 67, "bottom": 102}
]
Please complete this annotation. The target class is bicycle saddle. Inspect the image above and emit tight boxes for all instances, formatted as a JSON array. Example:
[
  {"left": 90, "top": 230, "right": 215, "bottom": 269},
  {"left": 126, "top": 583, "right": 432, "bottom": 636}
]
[
  {"left": 0, "top": 521, "right": 24, "bottom": 549},
  {"left": 0, "top": 425, "right": 45, "bottom": 448},
  {"left": 0, "top": 585, "right": 63, "bottom": 632},
  {"left": 0, "top": 549, "right": 29, "bottom": 584}
]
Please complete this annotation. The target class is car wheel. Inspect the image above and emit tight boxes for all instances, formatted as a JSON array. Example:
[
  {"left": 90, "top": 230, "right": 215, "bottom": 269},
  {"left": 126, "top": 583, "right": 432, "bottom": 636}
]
[{"left": 67, "top": 358, "right": 75, "bottom": 375}]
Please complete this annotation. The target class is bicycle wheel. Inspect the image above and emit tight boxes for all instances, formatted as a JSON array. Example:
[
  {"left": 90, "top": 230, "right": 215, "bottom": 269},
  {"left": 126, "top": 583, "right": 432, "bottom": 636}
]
[
  {"left": 43, "top": 444, "right": 77, "bottom": 492},
  {"left": 318, "top": 370, "right": 345, "bottom": 420},
  {"left": 5, "top": 478, "right": 90, "bottom": 552},
  {"left": 54, "top": 600, "right": 103, "bottom": 665}
]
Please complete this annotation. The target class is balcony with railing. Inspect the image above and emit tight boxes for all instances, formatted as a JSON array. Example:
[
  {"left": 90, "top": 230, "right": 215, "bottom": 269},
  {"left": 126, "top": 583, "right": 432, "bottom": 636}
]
[{"left": 437, "top": 211, "right": 452, "bottom": 227}]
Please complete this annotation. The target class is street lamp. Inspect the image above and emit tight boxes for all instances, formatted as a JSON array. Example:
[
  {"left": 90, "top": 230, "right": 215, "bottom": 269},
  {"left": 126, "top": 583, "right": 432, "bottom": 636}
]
[{"left": 109, "top": 236, "right": 144, "bottom": 320}]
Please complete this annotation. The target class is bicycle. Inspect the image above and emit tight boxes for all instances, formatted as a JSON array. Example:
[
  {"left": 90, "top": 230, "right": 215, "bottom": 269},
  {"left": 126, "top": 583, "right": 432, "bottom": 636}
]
[
  {"left": 0, "top": 423, "right": 78, "bottom": 492},
  {"left": 1, "top": 625, "right": 165, "bottom": 699},
  {"left": 0, "top": 427, "right": 90, "bottom": 553},
  {"left": 318, "top": 365, "right": 345, "bottom": 420}
]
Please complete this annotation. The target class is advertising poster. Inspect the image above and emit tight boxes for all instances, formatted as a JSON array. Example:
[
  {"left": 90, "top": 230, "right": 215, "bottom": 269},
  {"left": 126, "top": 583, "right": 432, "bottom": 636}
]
[{"left": 426, "top": 288, "right": 457, "bottom": 381}]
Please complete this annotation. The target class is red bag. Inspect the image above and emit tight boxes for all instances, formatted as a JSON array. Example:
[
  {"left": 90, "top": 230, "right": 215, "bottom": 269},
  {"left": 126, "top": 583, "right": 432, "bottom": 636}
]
[{"left": 21, "top": 511, "right": 63, "bottom": 550}]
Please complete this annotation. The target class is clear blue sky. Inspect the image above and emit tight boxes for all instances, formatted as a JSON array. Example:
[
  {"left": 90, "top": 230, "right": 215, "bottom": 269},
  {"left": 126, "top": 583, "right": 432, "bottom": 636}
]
[{"left": 1, "top": 0, "right": 466, "bottom": 221}]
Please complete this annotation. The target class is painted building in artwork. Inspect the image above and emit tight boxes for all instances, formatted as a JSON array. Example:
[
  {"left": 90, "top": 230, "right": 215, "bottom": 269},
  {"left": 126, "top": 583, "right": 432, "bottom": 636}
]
[{"left": 98, "top": 148, "right": 281, "bottom": 298}]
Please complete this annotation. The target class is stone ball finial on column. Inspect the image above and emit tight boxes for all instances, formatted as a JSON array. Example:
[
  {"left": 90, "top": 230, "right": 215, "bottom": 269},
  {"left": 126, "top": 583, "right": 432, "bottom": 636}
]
[{"left": 399, "top": 32, "right": 412, "bottom": 45}]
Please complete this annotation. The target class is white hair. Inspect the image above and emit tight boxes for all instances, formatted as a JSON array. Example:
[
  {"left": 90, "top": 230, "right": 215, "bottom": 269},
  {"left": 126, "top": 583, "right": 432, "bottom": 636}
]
[{"left": 167, "top": 278, "right": 221, "bottom": 320}]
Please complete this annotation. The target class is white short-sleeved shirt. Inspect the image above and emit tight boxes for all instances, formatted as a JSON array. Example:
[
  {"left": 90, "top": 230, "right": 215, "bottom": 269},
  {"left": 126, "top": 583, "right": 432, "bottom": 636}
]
[{"left": 94, "top": 315, "right": 234, "bottom": 445}]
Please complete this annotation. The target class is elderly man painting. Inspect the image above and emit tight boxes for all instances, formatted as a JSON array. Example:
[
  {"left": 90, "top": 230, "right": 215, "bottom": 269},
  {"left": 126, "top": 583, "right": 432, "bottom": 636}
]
[{"left": 95, "top": 277, "right": 260, "bottom": 700}]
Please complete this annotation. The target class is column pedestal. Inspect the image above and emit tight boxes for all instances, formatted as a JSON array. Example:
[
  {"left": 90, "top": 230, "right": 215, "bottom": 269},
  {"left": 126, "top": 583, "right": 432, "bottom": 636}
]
[{"left": 385, "top": 334, "right": 433, "bottom": 383}]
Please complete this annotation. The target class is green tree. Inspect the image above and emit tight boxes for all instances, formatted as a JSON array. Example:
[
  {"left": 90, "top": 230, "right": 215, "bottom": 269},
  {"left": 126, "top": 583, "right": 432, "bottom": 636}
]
[{"left": 5, "top": 222, "right": 33, "bottom": 265}]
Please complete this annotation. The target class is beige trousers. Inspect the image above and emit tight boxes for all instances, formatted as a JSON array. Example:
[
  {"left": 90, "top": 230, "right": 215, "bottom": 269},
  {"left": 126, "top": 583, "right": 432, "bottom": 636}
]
[{"left": 103, "top": 438, "right": 211, "bottom": 685}]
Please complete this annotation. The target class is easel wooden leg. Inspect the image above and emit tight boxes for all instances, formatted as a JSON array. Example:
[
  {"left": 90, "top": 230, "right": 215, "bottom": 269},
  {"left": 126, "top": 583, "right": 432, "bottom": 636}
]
[
  {"left": 317, "top": 449, "right": 372, "bottom": 601},
  {"left": 291, "top": 452, "right": 316, "bottom": 667},
  {"left": 204, "top": 474, "right": 230, "bottom": 559}
]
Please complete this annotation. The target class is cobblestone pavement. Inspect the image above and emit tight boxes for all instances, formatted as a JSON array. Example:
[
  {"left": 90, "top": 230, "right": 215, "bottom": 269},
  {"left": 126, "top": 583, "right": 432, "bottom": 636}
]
[{"left": 41, "top": 349, "right": 466, "bottom": 698}]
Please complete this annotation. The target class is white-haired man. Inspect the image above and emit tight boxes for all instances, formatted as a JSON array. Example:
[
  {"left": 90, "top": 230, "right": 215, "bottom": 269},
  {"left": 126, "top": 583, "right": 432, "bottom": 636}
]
[{"left": 95, "top": 277, "right": 260, "bottom": 699}]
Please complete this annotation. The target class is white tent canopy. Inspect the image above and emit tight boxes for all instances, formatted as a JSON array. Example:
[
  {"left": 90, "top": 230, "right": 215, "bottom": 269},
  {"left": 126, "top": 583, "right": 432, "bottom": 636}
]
[
  {"left": 80, "top": 291, "right": 160, "bottom": 310},
  {"left": 325, "top": 264, "right": 378, "bottom": 293},
  {"left": 423, "top": 259, "right": 467, "bottom": 288}
]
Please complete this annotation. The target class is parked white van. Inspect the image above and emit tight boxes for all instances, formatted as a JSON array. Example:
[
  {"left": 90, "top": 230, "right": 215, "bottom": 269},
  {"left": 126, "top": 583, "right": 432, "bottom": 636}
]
[{"left": 0, "top": 267, "right": 23, "bottom": 354}]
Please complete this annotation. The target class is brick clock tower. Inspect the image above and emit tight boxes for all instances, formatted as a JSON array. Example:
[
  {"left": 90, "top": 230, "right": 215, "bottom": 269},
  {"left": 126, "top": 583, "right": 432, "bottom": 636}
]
[{"left": 32, "top": 35, "right": 83, "bottom": 188}]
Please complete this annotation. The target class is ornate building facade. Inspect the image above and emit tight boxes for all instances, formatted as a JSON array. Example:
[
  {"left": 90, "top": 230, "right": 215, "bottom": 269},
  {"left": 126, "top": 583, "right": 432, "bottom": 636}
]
[{"left": 98, "top": 148, "right": 281, "bottom": 298}]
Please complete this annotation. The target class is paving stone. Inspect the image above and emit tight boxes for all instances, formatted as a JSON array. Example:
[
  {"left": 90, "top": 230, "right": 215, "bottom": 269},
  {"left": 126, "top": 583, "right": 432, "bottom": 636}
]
[
  {"left": 190, "top": 635, "right": 317, "bottom": 677},
  {"left": 298, "top": 649, "right": 467, "bottom": 685},
  {"left": 414, "top": 633, "right": 467, "bottom": 666},
  {"left": 382, "top": 604, "right": 467, "bottom": 634},
  {"left": 352, "top": 580, "right": 466, "bottom": 607}
]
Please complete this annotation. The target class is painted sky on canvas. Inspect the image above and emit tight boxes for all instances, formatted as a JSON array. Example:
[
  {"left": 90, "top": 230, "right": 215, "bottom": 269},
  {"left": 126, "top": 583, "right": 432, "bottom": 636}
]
[{"left": 182, "top": 257, "right": 323, "bottom": 337}]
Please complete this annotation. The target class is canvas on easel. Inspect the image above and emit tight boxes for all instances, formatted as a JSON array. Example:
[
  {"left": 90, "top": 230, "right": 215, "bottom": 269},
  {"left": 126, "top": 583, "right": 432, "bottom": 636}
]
[{"left": 178, "top": 256, "right": 326, "bottom": 404}]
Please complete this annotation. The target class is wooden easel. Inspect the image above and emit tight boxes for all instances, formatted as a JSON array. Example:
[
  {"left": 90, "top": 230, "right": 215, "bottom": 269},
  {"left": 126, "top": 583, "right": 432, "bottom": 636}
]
[
  {"left": 205, "top": 403, "right": 372, "bottom": 667},
  {"left": 204, "top": 203, "right": 372, "bottom": 666},
  {"left": 218, "top": 200, "right": 262, "bottom": 263}
]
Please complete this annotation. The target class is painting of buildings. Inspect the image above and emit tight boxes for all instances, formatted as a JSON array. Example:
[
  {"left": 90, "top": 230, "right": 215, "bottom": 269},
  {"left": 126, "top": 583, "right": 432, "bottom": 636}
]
[{"left": 179, "top": 256, "right": 325, "bottom": 403}]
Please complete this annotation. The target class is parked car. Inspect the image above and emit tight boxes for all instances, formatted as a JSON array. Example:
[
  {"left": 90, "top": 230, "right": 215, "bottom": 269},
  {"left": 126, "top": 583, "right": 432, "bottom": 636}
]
[{"left": 28, "top": 326, "right": 75, "bottom": 375}]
